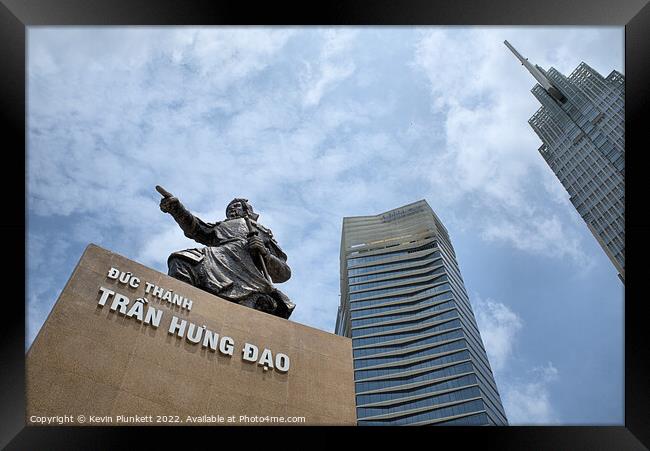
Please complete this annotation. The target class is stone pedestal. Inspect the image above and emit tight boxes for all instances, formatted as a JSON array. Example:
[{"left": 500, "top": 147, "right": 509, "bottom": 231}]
[{"left": 26, "top": 244, "right": 356, "bottom": 426}]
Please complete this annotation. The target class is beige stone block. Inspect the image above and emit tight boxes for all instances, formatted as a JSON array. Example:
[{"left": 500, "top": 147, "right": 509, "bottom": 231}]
[
  {"left": 109, "top": 391, "right": 173, "bottom": 424},
  {"left": 27, "top": 362, "right": 120, "bottom": 423},
  {"left": 80, "top": 243, "right": 117, "bottom": 274},
  {"left": 27, "top": 244, "right": 357, "bottom": 426},
  {"left": 121, "top": 374, "right": 211, "bottom": 416}
]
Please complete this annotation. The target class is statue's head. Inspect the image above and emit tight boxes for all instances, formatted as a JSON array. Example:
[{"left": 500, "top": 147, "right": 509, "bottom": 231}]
[{"left": 226, "top": 198, "right": 259, "bottom": 221}]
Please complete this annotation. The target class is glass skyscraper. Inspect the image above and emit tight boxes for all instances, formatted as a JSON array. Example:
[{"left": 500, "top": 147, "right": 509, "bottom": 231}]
[
  {"left": 505, "top": 41, "right": 625, "bottom": 282},
  {"left": 335, "top": 200, "right": 508, "bottom": 425}
]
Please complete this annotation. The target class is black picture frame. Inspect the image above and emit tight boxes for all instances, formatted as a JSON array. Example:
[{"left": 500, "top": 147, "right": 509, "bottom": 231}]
[{"left": 2, "top": 0, "right": 648, "bottom": 448}]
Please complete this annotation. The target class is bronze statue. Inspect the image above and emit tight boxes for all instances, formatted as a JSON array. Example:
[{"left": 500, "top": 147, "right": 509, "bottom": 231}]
[{"left": 156, "top": 186, "right": 295, "bottom": 319}]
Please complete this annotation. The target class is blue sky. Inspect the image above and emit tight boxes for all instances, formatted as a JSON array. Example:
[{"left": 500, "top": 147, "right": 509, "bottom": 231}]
[{"left": 27, "top": 26, "right": 624, "bottom": 425}]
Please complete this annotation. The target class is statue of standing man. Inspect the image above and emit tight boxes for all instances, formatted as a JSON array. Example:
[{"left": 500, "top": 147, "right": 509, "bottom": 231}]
[{"left": 157, "top": 186, "right": 295, "bottom": 319}]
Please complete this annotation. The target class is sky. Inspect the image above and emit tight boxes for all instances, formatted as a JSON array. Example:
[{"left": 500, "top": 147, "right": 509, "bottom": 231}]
[{"left": 26, "top": 26, "right": 624, "bottom": 425}]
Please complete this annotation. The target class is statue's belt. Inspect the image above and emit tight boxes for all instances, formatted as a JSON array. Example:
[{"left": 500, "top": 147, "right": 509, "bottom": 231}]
[
  {"left": 169, "top": 248, "right": 204, "bottom": 264},
  {"left": 169, "top": 239, "right": 246, "bottom": 264}
]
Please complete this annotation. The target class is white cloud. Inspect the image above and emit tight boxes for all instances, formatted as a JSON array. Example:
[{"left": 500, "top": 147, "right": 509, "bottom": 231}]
[
  {"left": 27, "top": 27, "right": 618, "bottom": 337},
  {"left": 300, "top": 29, "right": 358, "bottom": 107},
  {"left": 25, "top": 26, "right": 399, "bottom": 340},
  {"left": 26, "top": 234, "right": 72, "bottom": 345},
  {"left": 412, "top": 27, "right": 622, "bottom": 267},
  {"left": 471, "top": 293, "right": 560, "bottom": 424},
  {"left": 471, "top": 294, "right": 523, "bottom": 373},
  {"left": 27, "top": 28, "right": 621, "bottom": 314},
  {"left": 502, "top": 362, "right": 560, "bottom": 424},
  {"left": 188, "top": 28, "right": 295, "bottom": 83},
  {"left": 481, "top": 215, "right": 591, "bottom": 267}
]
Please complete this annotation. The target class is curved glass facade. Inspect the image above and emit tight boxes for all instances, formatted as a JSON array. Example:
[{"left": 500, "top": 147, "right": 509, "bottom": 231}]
[{"left": 335, "top": 200, "right": 508, "bottom": 425}]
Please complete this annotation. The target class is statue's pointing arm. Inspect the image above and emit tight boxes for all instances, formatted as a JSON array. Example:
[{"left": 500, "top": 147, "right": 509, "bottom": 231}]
[{"left": 160, "top": 196, "right": 214, "bottom": 245}]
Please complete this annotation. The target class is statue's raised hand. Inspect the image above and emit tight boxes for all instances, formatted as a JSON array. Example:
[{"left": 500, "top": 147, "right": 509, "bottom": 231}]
[
  {"left": 160, "top": 196, "right": 181, "bottom": 214},
  {"left": 156, "top": 185, "right": 181, "bottom": 214}
]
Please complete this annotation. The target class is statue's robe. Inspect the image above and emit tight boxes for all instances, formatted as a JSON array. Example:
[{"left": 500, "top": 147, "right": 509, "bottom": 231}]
[{"left": 167, "top": 216, "right": 295, "bottom": 319}]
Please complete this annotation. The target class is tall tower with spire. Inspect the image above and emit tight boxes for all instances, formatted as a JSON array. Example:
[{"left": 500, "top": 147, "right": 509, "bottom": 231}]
[{"left": 505, "top": 41, "right": 625, "bottom": 282}]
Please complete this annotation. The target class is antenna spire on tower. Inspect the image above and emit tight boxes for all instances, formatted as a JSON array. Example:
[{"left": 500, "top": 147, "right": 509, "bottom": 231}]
[{"left": 504, "top": 40, "right": 567, "bottom": 103}]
